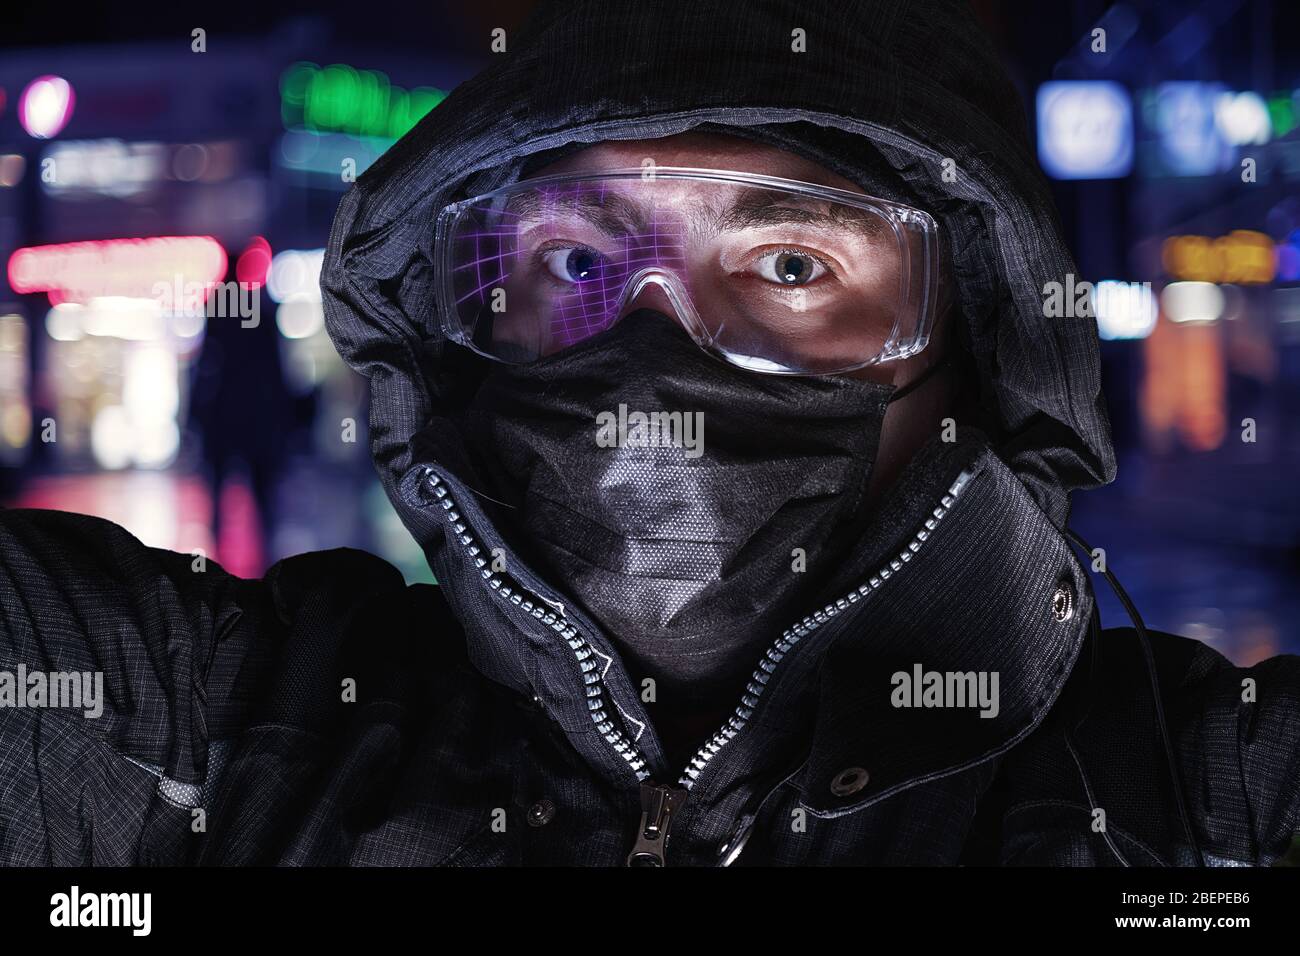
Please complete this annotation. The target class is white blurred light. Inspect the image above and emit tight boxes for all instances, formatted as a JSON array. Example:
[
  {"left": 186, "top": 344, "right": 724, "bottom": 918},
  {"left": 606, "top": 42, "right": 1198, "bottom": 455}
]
[
  {"left": 1153, "top": 82, "right": 1232, "bottom": 177},
  {"left": 42, "top": 140, "right": 166, "bottom": 197},
  {"left": 170, "top": 311, "right": 206, "bottom": 339},
  {"left": 275, "top": 298, "right": 325, "bottom": 339},
  {"left": 91, "top": 405, "right": 134, "bottom": 470},
  {"left": 81, "top": 297, "right": 166, "bottom": 340},
  {"left": 1094, "top": 280, "right": 1158, "bottom": 340},
  {"left": 83, "top": 347, "right": 183, "bottom": 470},
  {"left": 45, "top": 303, "right": 85, "bottom": 341},
  {"left": 267, "top": 248, "right": 325, "bottom": 303},
  {"left": 123, "top": 346, "right": 179, "bottom": 419},
  {"left": 1036, "top": 81, "right": 1134, "bottom": 179},
  {"left": 131, "top": 420, "right": 180, "bottom": 469},
  {"left": 1162, "top": 281, "right": 1225, "bottom": 323},
  {"left": 19, "top": 75, "right": 75, "bottom": 139},
  {"left": 121, "top": 474, "right": 181, "bottom": 549},
  {"left": 1214, "top": 91, "right": 1272, "bottom": 146}
]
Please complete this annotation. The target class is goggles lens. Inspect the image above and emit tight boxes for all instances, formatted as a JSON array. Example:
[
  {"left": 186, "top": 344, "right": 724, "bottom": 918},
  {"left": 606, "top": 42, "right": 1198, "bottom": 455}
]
[{"left": 435, "top": 168, "right": 941, "bottom": 375}]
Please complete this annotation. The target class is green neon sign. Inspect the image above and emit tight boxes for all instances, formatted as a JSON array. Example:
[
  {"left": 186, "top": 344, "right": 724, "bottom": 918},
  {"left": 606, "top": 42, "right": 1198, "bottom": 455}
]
[
  {"left": 1266, "top": 92, "right": 1296, "bottom": 138},
  {"left": 281, "top": 62, "right": 446, "bottom": 139}
]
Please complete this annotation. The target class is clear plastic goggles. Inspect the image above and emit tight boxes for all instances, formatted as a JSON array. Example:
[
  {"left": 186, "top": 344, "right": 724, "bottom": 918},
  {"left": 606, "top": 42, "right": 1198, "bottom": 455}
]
[{"left": 434, "top": 167, "right": 942, "bottom": 375}]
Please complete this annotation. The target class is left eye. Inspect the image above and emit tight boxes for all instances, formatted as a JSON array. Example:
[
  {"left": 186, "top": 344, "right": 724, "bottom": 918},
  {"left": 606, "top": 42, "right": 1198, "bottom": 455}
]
[{"left": 753, "top": 249, "right": 827, "bottom": 286}]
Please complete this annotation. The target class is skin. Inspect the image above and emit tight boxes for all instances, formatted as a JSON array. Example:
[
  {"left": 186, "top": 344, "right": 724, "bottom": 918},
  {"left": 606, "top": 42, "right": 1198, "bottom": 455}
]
[{"left": 526, "top": 131, "right": 959, "bottom": 508}]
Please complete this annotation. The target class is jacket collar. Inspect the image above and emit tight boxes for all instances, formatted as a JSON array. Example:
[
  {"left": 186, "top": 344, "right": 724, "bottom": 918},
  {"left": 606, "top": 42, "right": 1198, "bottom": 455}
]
[
  {"left": 788, "top": 444, "right": 1091, "bottom": 816},
  {"left": 401, "top": 432, "right": 1092, "bottom": 803}
]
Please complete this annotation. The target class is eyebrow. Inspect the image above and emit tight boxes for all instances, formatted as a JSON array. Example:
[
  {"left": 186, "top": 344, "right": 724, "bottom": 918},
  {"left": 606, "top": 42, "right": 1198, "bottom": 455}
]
[
  {"left": 715, "top": 191, "right": 888, "bottom": 238},
  {"left": 501, "top": 183, "right": 887, "bottom": 240},
  {"left": 504, "top": 187, "right": 647, "bottom": 237}
]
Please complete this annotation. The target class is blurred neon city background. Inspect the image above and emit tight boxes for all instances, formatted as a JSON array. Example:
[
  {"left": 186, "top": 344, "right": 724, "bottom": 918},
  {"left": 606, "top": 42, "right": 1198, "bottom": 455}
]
[{"left": 0, "top": 1, "right": 1297, "bottom": 663}]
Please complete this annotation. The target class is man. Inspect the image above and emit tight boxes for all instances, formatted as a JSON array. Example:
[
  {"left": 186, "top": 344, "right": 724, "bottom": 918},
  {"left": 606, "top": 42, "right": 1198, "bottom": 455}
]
[{"left": 1, "top": 0, "right": 1297, "bottom": 866}]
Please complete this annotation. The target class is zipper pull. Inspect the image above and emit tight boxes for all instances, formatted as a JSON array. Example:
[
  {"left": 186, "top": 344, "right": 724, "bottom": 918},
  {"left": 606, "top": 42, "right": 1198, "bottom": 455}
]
[{"left": 626, "top": 782, "right": 688, "bottom": 867}]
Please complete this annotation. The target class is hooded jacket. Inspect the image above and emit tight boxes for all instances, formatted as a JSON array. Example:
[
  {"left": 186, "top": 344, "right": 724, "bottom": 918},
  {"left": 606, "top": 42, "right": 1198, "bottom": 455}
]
[{"left": 1, "top": 0, "right": 1297, "bottom": 867}]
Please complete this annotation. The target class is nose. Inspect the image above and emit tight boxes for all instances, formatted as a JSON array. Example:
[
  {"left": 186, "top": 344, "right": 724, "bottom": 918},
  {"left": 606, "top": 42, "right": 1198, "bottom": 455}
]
[{"left": 614, "top": 269, "right": 711, "bottom": 346}]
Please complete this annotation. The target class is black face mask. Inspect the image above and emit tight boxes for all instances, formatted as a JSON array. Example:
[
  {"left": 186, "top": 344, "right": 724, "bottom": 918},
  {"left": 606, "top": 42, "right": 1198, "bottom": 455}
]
[{"left": 458, "top": 310, "right": 922, "bottom": 703}]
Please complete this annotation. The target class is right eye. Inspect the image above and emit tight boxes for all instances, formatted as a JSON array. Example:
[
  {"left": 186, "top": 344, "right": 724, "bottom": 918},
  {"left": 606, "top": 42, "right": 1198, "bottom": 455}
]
[{"left": 542, "top": 246, "right": 606, "bottom": 283}]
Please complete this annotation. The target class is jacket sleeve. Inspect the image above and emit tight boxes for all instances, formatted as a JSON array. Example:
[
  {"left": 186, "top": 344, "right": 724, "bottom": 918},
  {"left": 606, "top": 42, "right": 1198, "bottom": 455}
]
[
  {"left": 1136, "top": 627, "right": 1300, "bottom": 866},
  {"left": 0, "top": 507, "right": 408, "bottom": 865},
  {"left": 997, "top": 624, "right": 1300, "bottom": 866},
  {"left": 1211, "top": 643, "right": 1300, "bottom": 864}
]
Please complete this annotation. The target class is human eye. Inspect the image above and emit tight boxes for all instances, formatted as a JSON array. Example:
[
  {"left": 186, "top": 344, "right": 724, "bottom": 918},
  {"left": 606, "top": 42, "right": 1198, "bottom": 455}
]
[
  {"left": 747, "top": 247, "right": 833, "bottom": 287},
  {"left": 537, "top": 244, "right": 610, "bottom": 284}
]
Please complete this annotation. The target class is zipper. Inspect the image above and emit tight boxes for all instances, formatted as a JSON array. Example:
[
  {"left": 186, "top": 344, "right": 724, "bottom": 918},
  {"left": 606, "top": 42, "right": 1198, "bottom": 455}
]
[
  {"left": 675, "top": 468, "right": 974, "bottom": 788},
  {"left": 419, "top": 468, "right": 650, "bottom": 781},
  {"left": 625, "top": 782, "right": 689, "bottom": 866},
  {"left": 419, "top": 465, "right": 974, "bottom": 854}
]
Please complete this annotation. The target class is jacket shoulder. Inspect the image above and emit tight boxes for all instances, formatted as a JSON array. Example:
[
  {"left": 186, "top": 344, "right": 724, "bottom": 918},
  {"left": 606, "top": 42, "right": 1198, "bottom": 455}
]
[
  {"left": 995, "top": 623, "right": 1300, "bottom": 866},
  {"left": 0, "top": 507, "right": 461, "bottom": 864},
  {"left": 0, "top": 507, "right": 462, "bottom": 729}
]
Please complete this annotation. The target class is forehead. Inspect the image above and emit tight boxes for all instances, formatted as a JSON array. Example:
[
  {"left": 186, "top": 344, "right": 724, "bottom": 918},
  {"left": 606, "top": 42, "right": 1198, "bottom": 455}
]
[
  {"left": 524, "top": 131, "right": 870, "bottom": 196},
  {"left": 505, "top": 176, "right": 890, "bottom": 244}
]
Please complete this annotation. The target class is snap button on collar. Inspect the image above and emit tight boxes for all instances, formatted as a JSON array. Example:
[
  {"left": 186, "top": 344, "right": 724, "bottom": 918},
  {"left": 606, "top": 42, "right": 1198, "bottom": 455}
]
[
  {"left": 527, "top": 799, "right": 556, "bottom": 827},
  {"left": 1051, "top": 583, "right": 1075, "bottom": 622},
  {"left": 830, "top": 766, "right": 870, "bottom": 796}
]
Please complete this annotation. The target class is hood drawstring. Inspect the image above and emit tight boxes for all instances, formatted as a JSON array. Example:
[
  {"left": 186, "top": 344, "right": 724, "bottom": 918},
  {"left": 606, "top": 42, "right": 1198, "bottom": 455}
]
[{"left": 1066, "top": 528, "right": 1206, "bottom": 868}]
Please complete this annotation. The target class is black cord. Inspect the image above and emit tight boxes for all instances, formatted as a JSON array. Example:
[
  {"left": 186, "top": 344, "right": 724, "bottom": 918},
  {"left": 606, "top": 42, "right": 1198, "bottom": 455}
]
[
  {"left": 1065, "top": 528, "right": 1206, "bottom": 868},
  {"left": 1063, "top": 607, "right": 1132, "bottom": 865}
]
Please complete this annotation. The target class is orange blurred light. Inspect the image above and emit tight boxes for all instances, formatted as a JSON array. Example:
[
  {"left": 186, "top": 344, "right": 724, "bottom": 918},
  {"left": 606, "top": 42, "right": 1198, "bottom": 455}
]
[
  {"left": 1161, "top": 230, "right": 1276, "bottom": 284},
  {"left": 1140, "top": 309, "right": 1227, "bottom": 452}
]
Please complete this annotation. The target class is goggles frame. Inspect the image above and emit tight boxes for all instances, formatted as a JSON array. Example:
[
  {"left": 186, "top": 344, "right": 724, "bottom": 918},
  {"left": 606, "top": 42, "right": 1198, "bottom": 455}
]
[{"left": 433, "top": 166, "right": 943, "bottom": 375}]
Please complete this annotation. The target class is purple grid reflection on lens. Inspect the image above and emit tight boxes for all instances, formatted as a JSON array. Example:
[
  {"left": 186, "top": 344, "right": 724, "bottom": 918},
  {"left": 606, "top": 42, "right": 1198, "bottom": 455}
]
[{"left": 453, "top": 181, "right": 689, "bottom": 352}]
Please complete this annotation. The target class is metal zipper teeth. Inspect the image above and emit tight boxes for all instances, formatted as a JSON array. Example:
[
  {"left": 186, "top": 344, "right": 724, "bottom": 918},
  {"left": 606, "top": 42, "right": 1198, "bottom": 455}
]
[
  {"left": 676, "top": 468, "right": 976, "bottom": 790},
  {"left": 421, "top": 468, "right": 650, "bottom": 781}
]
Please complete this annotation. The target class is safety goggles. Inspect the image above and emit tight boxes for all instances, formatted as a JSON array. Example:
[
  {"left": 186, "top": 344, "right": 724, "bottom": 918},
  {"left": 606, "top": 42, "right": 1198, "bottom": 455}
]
[{"left": 433, "top": 168, "right": 942, "bottom": 375}]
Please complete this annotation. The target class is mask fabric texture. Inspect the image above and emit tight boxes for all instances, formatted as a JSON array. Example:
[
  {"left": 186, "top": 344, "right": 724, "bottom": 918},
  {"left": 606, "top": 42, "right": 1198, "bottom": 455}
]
[{"left": 458, "top": 310, "right": 896, "bottom": 705}]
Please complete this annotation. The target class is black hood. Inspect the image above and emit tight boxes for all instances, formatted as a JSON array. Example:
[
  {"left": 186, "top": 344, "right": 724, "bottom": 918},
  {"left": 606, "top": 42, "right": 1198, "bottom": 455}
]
[{"left": 322, "top": 0, "right": 1115, "bottom": 562}]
